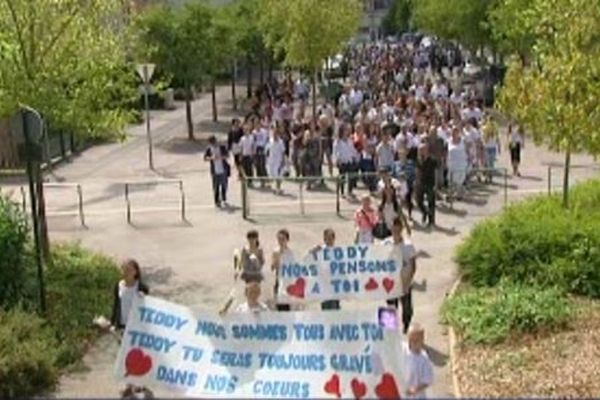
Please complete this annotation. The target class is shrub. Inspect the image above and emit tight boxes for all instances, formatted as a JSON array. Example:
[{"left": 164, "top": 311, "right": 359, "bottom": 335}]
[
  {"left": 456, "top": 180, "right": 600, "bottom": 298},
  {"left": 0, "top": 309, "right": 60, "bottom": 397},
  {"left": 0, "top": 194, "right": 34, "bottom": 308},
  {"left": 442, "top": 283, "right": 572, "bottom": 344},
  {"left": 46, "top": 243, "right": 121, "bottom": 367}
]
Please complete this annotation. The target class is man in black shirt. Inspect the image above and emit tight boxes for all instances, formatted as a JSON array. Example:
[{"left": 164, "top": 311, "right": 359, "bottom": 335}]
[{"left": 415, "top": 143, "right": 438, "bottom": 226}]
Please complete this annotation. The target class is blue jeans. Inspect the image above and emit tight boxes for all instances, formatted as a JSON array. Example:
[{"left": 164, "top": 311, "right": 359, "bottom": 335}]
[{"left": 212, "top": 173, "right": 228, "bottom": 204}]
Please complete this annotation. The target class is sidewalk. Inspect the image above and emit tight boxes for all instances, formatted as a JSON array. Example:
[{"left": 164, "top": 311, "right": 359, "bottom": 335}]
[{"left": 40, "top": 90, "right": 600, "bottom": 398}]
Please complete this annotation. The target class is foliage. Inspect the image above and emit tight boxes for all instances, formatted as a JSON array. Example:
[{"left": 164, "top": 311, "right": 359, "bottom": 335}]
[
  {"left": 411, "top": 0, "right": 495, "bottom": 50},
  {"left": 262, "top": 0, "right": 361, "bottom": 73},
  {"left": 382, "top": 0, "right": 414, "bottom": 35},
  {"left": 496, "top": 0, "right": 600, "bottom": 205},
  {"left": 487, "top": 0, "right": 536, "bottom": 59},
  {"left": 443, "top": 283, "right": 572, "bottom": 344},
  {"left": 46, "top": 243, "right": 120, "bottom": 366},
  {"left": 0, "top": 308, "right": 60, "bottom": 397},
  {"left": 0, "top": 0, "right": 137, "bottom": 140},
  {"left": 0, "top": 194, "right": 32, "bottom": 309},
  {"left": 456, "top": 180, "right": 600, "bottom": 298}
]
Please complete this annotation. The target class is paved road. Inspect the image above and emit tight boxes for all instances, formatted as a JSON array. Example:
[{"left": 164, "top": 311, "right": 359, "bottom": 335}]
[{"left": 10, "top": 85, "right": 596, "bottom": 398}]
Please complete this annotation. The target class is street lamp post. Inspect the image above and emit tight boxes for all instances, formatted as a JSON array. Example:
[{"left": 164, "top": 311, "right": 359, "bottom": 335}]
[
  {"left": 12, "top": 106, "right": 47, "bottom": 313},
  {"left": 136, "top": 63, "right": 156, "bottom": 170}
]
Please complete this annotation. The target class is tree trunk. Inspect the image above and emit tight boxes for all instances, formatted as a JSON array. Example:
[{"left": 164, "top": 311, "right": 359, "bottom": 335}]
[
  {"left": 311, "top": 70, "right": 317, "bottom": 125},
  {"left": 231, "top": 61, "right": 237, "bottom": 111},
  {"left": 185, "top": 85, "right": 194, "bottom": 140},
  {"left": 246, "top": 54, "right": 252, "bottom": 99},
  {"left": 268, "top": 53, "right": 273, "bottom": 82},
  {"left": 211, "top": 79, "right": 218, "bottom": 123},
  {"left": 259, "top": 50, "right": 265, "bottom": 86},
  {"left": 562, "top": 147, "right": 571, "bottom": 208}
]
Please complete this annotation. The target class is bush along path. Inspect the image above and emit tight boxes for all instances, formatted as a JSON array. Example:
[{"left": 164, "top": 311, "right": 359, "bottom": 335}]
[
  {"left": 444, "top": 179, "right": 600, "bottom": 396},
  {"left": 0, "top": 194, "right": 120, "bottom": 397}
]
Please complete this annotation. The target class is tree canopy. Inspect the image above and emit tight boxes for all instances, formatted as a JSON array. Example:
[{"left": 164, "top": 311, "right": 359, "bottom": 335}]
[
  {"left": 0, "top": 0, "right": 136, "bottom": 140},
  {"left": 497, "top": 0, "right": 600, "bottom": 206}
]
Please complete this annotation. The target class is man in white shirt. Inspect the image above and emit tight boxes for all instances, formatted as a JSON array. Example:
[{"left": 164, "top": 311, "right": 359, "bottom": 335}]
[
  {"left": 234, "top": 282, "right": 269, "bottom": 313},
  {"left": 239, "top": 128, "right": 255, "bottom": 186},
  {"left": 402, "top": 323, "right": 434, "bottom": 398},
  {"left": 333, "top": 128, "right": 360, "bottom": 196},
  {"left": 461, "top": 100, "right": 482, "bottom": 122}
]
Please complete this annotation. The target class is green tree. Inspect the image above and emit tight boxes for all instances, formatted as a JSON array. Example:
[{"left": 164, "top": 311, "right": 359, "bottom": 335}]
[
  {"left": 412, "top": 0, "right": 495, "bottom": 51},
  {"left": 497, "top": 0, "right": 600, "bottom": 207},
  {"left": 0, "top": 0, "right": 136, "bottom": 140},
  {"left": 262, "top": 0, "right": 361, "bottom": 119},
  {"left": 134, "top": 3, "right": 214, "bottom": 140},
  {"left": 487, "top": 0, "right": 536, "bottom": 62},
  {"left": 382, "top": 0, "right": 413, "bottom": 35}
]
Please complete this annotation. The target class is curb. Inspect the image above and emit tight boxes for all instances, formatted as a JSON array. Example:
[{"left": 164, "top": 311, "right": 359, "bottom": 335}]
[{"left": 447, "top": 275, "right": 463, "bottom": 399}]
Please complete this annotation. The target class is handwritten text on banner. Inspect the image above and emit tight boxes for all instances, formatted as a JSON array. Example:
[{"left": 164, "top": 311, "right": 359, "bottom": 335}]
[{"left": 114, "top": 296, "right": 403, "bottom": 398}]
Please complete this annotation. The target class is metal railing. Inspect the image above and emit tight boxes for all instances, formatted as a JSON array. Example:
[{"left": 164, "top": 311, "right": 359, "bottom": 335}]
[
  {"left": 15, "top": 182, "right": 86, "bottom": 226},
  {"left": 124, "top": 179, "right": 186, "bottom": 224},
  {"left": 240, "top": 167, "right": 510, "bottom": 219},
  {"left": 547, "top": 164, "right": 600, "bottom": 196}
]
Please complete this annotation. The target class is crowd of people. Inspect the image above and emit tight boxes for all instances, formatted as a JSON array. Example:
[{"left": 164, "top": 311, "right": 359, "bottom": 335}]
[{"left": 115, "top": 35, "right": 533, "bottom": 399}]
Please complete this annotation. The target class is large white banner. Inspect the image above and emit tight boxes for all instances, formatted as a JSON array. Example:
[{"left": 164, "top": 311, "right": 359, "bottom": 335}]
[
  {"left": 277, "top": 244, "right": 401, "bottom": 303},
  {"left": 114, "top": 296, "right": 404, "bottom": 399}
]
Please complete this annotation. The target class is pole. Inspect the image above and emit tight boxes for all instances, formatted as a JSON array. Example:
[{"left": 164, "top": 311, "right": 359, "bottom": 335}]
[
  {"left": 144, "top": 66, "right": 154, "bottom": 170},
  {"left": 22, "top": 112, "right": 47, "bottom": 314},
  {"left": 503, "top": 168, "right": 508, "bottom": 207},
  {"left": 547, "top": 166, "right": 552, "bottom": 196}
]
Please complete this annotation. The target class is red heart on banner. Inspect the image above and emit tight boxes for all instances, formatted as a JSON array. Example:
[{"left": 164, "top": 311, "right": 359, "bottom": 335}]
[
  {"left": 125, "top": 348, "right": 152, "bottom": 377},
  {"left": 365, "top": 277, "right": 379, "bottom": 291},
  {"left": 351, "top": 378, "right": 367, "bottom": 399},
  {"left": 374, "top": 373, "right": 401, "bottom": 399},
  {"left": 286, "top": 277, "right": 306, "bottom": 298},
  {"left": 323, "top": 373, "right": 341, "bottom": 398},
  {"left": 382, "top": 278, "right": 395, "bottom": 293}
]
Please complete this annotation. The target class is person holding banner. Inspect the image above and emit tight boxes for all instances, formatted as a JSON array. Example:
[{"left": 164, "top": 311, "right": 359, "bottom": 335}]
[
  {"left": 111, "top": 259, "right": 149, "bottom": 330},
  {"left": 403, "top": 323, "right": 434, "bottom": 398},
  {"left": 272, "top": 229, "right": 293, "bottom": 311},
  {"left": 312, "top": 228, "right": 341, "bottom": 310},
  {"left": 384, "top": 217, "right": 416, "bottom": 333}
]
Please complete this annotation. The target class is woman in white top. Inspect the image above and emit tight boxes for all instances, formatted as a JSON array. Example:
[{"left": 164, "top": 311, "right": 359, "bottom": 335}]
[
  {"left": 271, "top": 229, "right": 294, "bottom": 311},
  {"left": 508, "top": 123, "right": 524, "bottom": 176},
  {"left": 110, "top": 259, "right": 148, "bottom": 330},
  {"left": 447, "top": 127, "right": 468, "bottom": 200},
  {"left": 266, "top": 127, "right": 286, "bottom": 194},
  {"left": 234, "top": 282, "right": 269, "bottom": 313}
]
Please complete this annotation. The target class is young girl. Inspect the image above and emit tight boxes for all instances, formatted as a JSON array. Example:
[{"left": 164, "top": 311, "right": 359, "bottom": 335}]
[
  {"left": 111, "top": 259, "right": 149, "bottom": 330},
  {"left": 237, "top": 230, "right": 265, "bottom": 284},
  {"left": 354, "top": 195, "right": 379, "bottom": 244},
  {"left": 508, "top": 123, "right": 524, "bottom": 176}
]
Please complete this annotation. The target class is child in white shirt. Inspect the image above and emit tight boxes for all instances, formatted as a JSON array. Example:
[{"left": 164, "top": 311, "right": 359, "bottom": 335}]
[{"left": 402, "top": 323, "right": 434, "bottom": 398}]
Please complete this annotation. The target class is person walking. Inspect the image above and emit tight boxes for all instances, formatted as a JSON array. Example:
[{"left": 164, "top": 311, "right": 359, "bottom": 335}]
[
  {"left": 227, "top": 118, "right": 244, "bottom": 177},
  {"left": 266, "top": 126, "right": 286, "bottom": 194},
  {"left": 508, "top": 123, "right": 524, "bottom": 177},
  {"left": 384, "top": 217, "right": 416, "bottom": 333},
  {"left": 333, "top": 124, "right": 360, "bottom": 197},
  {"left": 447, "top": 127, "right": 468, "bottom": 201},
  {"left": 234, "top": 282, "right": 269, "bottom": 313},
  {"left": 240, "top": 125, "right": 256, "bottom": 187},
  {"left": 204, "top": 135, "right": 230, "bottom": 208},
  {"left": 312, "top": 228, "right": 340, "bottom": 310},
  {"left": 415, "top": 143, "right": 438, "bottom": 226},
  {"left": 110, "top": 259, "right": 150, "bottom": 399},
  {"left": 271, "top": 229, "right": 293, "bottom": 311},
  {"left": 253, "top": 120, "right": 269, "bottom": 188},
  {"left": 402, "top": 323, "right": 434, "bottom": 399},
  {"left": 354, "top": 195, "right": 378, "bottom": 244},
  {"left": 482, "top": 116, "right": 501, "bottom": 183},
  {"left": 236, "top": 230, "right": 265, "bottom": 284}
]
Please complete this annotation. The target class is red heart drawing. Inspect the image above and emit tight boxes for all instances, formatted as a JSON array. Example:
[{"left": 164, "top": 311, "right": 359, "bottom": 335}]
[
  {"left": 364, "top": 277, "right": 379, "bottom": 291},
  {"left": 125, "top": 348, "right": 152, "bottom": 377},
  {"left": 375, "top": 373, "right": 401, "bottom": 399},
  {"left": 382, "top": 278, "right": 395, "bottom": 293},
  {"left": 323, "top": 373, "right": 341, "bottom": 398},
  {"left": 286, "top": 277, "right": 306, "bottom": 298},
  {"left": 351, "top": 378, "right": 367, "bottom": 399}
]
